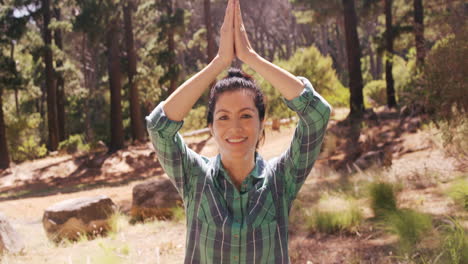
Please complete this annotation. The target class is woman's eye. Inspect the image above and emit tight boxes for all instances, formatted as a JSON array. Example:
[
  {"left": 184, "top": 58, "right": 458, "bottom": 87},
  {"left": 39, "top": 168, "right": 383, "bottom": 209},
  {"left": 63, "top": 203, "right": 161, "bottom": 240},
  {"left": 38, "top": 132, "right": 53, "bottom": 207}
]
[
  {"left": 218, "top": 115, "right": 228, "bottom": 120},
  {"left": 241, "top": 114, "right": 252, "bottom": 118}
]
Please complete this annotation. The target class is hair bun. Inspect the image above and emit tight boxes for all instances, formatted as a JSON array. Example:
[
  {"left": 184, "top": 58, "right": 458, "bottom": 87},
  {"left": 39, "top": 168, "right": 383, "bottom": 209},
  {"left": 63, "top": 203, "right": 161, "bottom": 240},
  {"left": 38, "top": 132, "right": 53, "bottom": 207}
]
[{"left": 227, "top": 68, "right": 252, "bottom": 80}]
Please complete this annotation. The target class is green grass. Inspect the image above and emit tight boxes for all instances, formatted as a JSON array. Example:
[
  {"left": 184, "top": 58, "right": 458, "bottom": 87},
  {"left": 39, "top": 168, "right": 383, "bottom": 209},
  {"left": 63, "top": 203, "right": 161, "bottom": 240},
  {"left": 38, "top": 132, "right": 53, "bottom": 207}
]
[
  {"left": 307, "top": 195, "right": 363, "bottom": 234},
  {"left": 369, "top": 182, "right": 398, "bottom": 217},
  {"left": 447, "top": 178, "right": 468, "bottom": 210},
  {"left": 440, "top": 218, "right": 468, "bottom": 264},
  {"left": 385, "top": 209, "right": 432, "bottom": 255}
]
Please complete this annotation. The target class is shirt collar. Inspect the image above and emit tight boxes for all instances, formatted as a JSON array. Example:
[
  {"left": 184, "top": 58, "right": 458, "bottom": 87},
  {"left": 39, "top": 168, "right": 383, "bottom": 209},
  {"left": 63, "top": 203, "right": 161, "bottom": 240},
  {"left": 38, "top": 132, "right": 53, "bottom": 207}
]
[{"left": 214, "top": 152, "right": 266, "bottom": 180}]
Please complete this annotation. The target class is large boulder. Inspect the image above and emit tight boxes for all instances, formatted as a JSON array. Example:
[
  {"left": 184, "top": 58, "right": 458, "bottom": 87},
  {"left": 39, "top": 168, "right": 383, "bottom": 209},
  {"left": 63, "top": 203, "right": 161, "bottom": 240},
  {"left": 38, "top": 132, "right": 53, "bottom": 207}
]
[
  {"left": 0, "top": 212, "right": 25, "bottom": 256},
  {"left": 42, "top": 195, "right": 116, "bottom": 242},
  {"left": 131, "top": 179, "right": 182, "bottom": 222}
]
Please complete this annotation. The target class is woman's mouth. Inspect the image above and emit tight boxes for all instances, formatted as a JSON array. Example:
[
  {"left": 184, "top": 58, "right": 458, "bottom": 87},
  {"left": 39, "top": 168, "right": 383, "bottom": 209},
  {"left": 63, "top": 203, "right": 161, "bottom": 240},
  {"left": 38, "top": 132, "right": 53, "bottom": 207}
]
[{"left": 226, "top": 137, "right": 247, "bottom": 143}]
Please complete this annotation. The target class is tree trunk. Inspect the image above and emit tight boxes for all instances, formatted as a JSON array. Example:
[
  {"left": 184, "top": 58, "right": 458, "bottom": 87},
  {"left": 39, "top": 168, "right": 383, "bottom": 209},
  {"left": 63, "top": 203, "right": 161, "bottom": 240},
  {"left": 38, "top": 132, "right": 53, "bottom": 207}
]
[
  {"left": 43, "top": 0, "right": 59, "bottom": 151},
  {"left": 123, "top": 0, "right": 145, "bottom": 143},
  {"left": 342, "top": 0, "right": 365, "bottom": 117},
  {"left": 204, "top": 0, "right": 215, "bottom": 62},
  {"left": 53, "top": 7, "right": 66, "bottom": 142},
  {"left": 0, "top": 88, "right": 10, "bottom": 169},
  {"left": 414, "top": 0, "right": 425, "bottom": 67},
  {"left": 107, "top": 18, "right": 124, "bottom": 152},
  {"left": 167, "top": 1, "right": 177, "bottom": 95},
  {"left": 385, "top": 0, "right": 397, "bottom": 108}
]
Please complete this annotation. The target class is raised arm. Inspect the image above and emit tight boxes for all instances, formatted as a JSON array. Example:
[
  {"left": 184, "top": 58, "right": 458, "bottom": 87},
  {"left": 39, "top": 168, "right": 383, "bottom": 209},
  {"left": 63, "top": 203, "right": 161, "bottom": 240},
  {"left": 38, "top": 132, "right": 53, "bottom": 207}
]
[
  {"left": 233, "top": 0, "right": 303, "bottom": 100},
  {"left": 163, "top": 0, "right": 235, "bottom": 121}
]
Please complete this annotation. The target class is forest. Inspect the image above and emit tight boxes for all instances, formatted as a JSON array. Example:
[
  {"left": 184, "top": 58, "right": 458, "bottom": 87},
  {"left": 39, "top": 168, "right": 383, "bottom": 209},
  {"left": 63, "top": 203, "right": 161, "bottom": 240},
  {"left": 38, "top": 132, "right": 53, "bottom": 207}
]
[{"left": 0, "top": 0, "right": 467, "bottom": 263}]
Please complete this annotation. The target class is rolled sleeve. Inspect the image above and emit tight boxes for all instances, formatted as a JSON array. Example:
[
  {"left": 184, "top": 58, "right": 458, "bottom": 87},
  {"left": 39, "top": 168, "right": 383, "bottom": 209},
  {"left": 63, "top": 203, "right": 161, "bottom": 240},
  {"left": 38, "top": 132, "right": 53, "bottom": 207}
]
[{"left": 145, "top": 101, "right": 184, "bottom": 138}]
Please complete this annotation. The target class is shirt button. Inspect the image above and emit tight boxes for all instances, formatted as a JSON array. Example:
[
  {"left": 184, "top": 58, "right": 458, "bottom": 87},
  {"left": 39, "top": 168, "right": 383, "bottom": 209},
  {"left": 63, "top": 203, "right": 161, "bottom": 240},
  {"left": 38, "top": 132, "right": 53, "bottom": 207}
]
[
  {"left": 233, "top": 234, "right": 239, "bottom": 238},
  {"left": 233, "top": 256, "right": 238, "bottom": 260},
  {"left": 235, "top": 197, "right": 240, "bottom": 200}
]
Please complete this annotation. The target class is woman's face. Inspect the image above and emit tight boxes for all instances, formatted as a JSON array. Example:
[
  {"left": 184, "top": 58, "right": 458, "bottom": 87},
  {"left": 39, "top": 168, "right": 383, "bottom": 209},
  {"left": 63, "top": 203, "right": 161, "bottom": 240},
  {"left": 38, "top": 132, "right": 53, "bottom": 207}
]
[{"left": 209, "top": 89, "right": 263, "bottom": 160}]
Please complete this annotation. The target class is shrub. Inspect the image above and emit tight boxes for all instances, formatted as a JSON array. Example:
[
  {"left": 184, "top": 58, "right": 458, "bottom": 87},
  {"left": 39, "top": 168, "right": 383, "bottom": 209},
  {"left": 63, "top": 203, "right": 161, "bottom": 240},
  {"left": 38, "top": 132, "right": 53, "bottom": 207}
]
[
  {"left": 369, "top": 182, "right": 398, "bottom": 217},
  {"left": 180, "top": 105, "right": 207, "bottom": 133},
  {"left": 385, "top": 209, "right": 432, "bottom": 255},
  {"left": 5, "top": 113, "right": 48, "bottom": 162},
  {"left": 245, "top": 45, "right": 347, "bottom": 119},
  {"left": 421, "top": 33, "right": 468, "bottom": 122},
  {"left": 363, "top": 80, "right": 386, "bottom": 108},
  {"left": 58, "top": 134, "right": 90, "bottom": 154},
  {"left": 307, "top": 195, "right": 363, "bottom": 234},
  {"left": 447, "top": 178, "right": 468, "bottom": 210}
]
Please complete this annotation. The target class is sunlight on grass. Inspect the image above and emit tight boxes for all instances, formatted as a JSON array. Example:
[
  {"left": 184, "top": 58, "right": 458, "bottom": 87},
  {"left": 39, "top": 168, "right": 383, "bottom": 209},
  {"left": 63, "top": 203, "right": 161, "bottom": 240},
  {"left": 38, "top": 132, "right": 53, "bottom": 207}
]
[
  {"left": 307, "top": 194, "right": 363, "bottom": 234},
  {"left": 447, "top": 178, "right": 468, "bottom": 210}
]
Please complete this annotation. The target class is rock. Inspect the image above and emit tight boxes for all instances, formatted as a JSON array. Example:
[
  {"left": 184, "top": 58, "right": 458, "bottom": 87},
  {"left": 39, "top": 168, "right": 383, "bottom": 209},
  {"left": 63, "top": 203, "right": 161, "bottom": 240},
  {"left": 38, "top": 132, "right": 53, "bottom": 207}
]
[
  {"left": 0, "top": 212, "right": 25, "bottom": 256},
  {"left": 131, "top": 179, "right": 182, "bottom": 222},
  {"left": 42, "top": 195, "right": 116, "bottom": 242},
  {"left": 354, "top": 149, "right": 392, "bottom": 170}
]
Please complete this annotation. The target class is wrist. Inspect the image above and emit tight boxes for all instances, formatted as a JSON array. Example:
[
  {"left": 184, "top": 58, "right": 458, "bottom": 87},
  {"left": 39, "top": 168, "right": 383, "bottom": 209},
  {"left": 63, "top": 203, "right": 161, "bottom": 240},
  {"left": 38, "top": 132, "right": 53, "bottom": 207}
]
[
  {"left": 242, "top": 51, "right": 260, "bottom": 65},
  {"left": 210, "top": 55, "right": 229, "bottom": 72}
]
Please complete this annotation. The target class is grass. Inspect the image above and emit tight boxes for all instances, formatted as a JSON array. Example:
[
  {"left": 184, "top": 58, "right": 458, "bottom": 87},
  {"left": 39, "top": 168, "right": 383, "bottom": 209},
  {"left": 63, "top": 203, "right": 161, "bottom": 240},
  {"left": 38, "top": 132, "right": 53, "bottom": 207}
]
[
  {"left": 307, "top": 194, "right": 363, "bottom": 234},
  {"left": 447, "top": 178, "right": 468, "bottom": 210},
  {"left": 385, "top": 209, "right": 433, "bottom": 255},
  {"left": 440, "top": 218, "right": 468, "bottom": 264},
  {"left": 368, "top": 182, "right": 398, "bottom": 217}
]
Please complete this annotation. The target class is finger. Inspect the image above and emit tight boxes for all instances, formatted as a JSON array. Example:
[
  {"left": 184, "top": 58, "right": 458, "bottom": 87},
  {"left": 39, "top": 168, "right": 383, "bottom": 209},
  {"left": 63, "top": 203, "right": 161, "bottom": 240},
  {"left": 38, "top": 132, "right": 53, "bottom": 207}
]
[
  {"left": 223, "top": 0, "right": 234, "bottom": 26},
  {"left": 235, "top": 0, "right": 244, "bottom": 27}
]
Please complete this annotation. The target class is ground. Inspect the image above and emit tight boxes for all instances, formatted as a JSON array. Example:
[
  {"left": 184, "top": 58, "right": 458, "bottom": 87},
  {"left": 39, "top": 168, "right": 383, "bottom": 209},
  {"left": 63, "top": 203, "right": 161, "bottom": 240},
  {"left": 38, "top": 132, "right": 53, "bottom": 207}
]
[{"left": 0, "top": 107, "right": 466, "bottom": 263}]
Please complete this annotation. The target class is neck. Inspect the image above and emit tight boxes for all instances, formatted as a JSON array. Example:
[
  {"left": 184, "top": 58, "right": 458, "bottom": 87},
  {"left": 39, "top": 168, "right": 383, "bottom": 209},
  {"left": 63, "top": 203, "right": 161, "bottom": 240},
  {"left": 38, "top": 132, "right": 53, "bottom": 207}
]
[{"left": 220, "top": 152, "right": 256, "bottom": 189}]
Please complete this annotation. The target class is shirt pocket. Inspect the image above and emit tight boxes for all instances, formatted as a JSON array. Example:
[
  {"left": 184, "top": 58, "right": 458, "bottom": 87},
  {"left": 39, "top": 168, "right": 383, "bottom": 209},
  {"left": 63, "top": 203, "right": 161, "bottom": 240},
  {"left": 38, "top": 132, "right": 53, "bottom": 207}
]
[{"left": 247, "top": 187, "right": 277, "bottom": 228}]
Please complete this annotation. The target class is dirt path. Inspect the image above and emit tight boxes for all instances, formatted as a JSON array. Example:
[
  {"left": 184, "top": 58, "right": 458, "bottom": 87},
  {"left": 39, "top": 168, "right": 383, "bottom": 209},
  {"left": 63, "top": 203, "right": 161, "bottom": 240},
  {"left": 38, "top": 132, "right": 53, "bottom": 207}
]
[{"left": 1, "top": 109, "right": 466, "bottom": 263}]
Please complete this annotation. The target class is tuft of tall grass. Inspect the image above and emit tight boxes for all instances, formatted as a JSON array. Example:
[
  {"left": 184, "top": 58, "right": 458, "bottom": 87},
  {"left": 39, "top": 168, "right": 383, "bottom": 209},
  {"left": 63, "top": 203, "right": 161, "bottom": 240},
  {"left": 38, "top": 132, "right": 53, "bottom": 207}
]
[
  {"left": 307, "top": 195, "right": 363, "bottom": 234},
  {"left": 447, "top": 178, "right": 468, "bottom": 210},
  {"left": 369, "top": 182, "right": 398, "bottom": 218},
  {"left": 440, "top": 218, "right": 468, "bottom": 264},
  {"left": 385, "top": 209, "right": 432, "bottom": 255}
]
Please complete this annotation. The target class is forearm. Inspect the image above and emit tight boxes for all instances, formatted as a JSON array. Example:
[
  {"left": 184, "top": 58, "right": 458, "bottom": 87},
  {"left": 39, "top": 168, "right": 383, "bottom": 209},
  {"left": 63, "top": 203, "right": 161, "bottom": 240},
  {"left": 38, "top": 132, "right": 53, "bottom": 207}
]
[
  {"left": 163, "top": 56, "right": 226, "bottom": 121},
  {"left": 244, "top": 53, "right": 304, "bottom": 100}
]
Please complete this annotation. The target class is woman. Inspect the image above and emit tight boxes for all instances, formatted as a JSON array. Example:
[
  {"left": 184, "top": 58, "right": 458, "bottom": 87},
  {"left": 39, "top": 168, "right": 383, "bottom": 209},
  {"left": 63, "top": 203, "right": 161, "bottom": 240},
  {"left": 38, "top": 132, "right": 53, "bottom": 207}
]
[{"left": 146, "top": 0, "right": 331, "bottom": 262}]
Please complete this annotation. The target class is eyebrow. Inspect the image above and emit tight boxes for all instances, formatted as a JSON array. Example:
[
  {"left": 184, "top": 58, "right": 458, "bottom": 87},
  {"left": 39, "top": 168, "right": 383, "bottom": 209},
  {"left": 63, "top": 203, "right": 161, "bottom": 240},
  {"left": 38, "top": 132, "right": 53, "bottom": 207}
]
[{"left": 215, "top": 107, "right": 256, "bottom": 114}]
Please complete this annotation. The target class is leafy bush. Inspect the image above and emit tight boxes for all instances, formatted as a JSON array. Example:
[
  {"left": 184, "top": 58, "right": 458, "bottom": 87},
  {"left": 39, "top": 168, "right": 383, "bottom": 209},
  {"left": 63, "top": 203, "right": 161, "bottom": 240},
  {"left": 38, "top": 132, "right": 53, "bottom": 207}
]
[
  {"left": 58, "top": 134, "right": 90, "bottom": 154},
  {"left": 5, "top": 113, "right": 48, "bottom": 162},
  {"left": 447, "top": 178, "right": 468, "bottom": 210},
  {"left": 180, "top": 105, "right": 207, "bottom": 133},
  {"left": 421, "top": 33, "right": 468, "bottom": 122},
  {"left": 363, "top": 80, "right": 386, "bottom": 108},
  {"left": 385, "top": 209, "right": 432, "bottom": 255},
  {"left": 307, "top": 195, "right": 363, "bottom": 234},
  {"left": 369, "top": 182, "right": 398, "bottom": 217},
  {"left": 246, "top": 45, "right": 347, "bottom": 119}
]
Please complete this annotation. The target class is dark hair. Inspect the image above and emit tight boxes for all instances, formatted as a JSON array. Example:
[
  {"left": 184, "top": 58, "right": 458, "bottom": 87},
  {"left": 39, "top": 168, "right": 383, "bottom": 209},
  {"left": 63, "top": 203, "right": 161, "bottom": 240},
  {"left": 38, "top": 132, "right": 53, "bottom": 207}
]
[{"left": 207, "top": 68, "right": 266, "bottom": 148}]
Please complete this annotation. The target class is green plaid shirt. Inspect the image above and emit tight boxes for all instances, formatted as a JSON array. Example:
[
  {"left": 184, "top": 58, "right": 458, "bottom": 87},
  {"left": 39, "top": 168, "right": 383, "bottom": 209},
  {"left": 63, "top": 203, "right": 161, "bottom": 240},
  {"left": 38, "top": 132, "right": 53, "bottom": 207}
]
[{"left": 146, "top": 77, "right": 331, "bottom": 264}]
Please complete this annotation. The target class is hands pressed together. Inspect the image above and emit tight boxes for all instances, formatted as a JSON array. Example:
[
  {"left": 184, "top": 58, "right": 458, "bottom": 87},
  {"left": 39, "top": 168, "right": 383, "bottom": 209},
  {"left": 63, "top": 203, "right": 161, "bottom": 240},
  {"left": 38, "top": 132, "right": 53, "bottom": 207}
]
[{"left": 217, "top": 0, "right": 256, "bottom": 67}]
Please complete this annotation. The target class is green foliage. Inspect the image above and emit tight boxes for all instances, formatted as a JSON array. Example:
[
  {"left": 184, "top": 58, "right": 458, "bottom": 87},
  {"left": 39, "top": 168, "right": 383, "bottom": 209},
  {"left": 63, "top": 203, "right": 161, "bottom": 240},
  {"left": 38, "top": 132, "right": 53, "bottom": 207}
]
[
  {"left": 440, "top": 218, "right": 468, "bottom": 264},
  {"left": 363, "top": 80, "right": 386, "bottom": 107},
  {"left": 180, "top": 105, "right": 207, "bottom": 133},
  {"left": 421, "top": 33, "right": 468, "bottom": 122},
  {"left": 369, "top": 182, "right": 397, "bottom": 217},
  {"left": 307, "top": 195, "right": 363, "bottom": 234},
  {"left": 249, "top": 45, "right": 347, "bottom": 119},
  {"left": 447, "top": 178, "right": 468, "bottom": 210},
  {"left": 385, "top": 209, "right": 432, "bottom": 255},
  {"left": 58, "top": 134, "right": 90, "bottom": 154},
  {"left": 6, "top": 113, "right": 47, "bottom": 162}
]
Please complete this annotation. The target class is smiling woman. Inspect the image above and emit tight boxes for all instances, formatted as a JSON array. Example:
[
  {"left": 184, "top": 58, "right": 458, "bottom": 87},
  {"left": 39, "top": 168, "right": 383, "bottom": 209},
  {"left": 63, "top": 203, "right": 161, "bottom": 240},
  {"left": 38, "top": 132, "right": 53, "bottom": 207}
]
[{"left": 145, "top": 0, "right": 331, "bottom": 263}]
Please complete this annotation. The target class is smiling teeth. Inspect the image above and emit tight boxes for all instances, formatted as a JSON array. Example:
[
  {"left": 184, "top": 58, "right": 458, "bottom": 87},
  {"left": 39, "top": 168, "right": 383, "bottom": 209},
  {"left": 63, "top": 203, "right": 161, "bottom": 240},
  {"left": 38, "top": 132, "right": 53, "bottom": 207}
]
[{"left": 227, "top": 138, "right": 246, "bottom": 143}]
